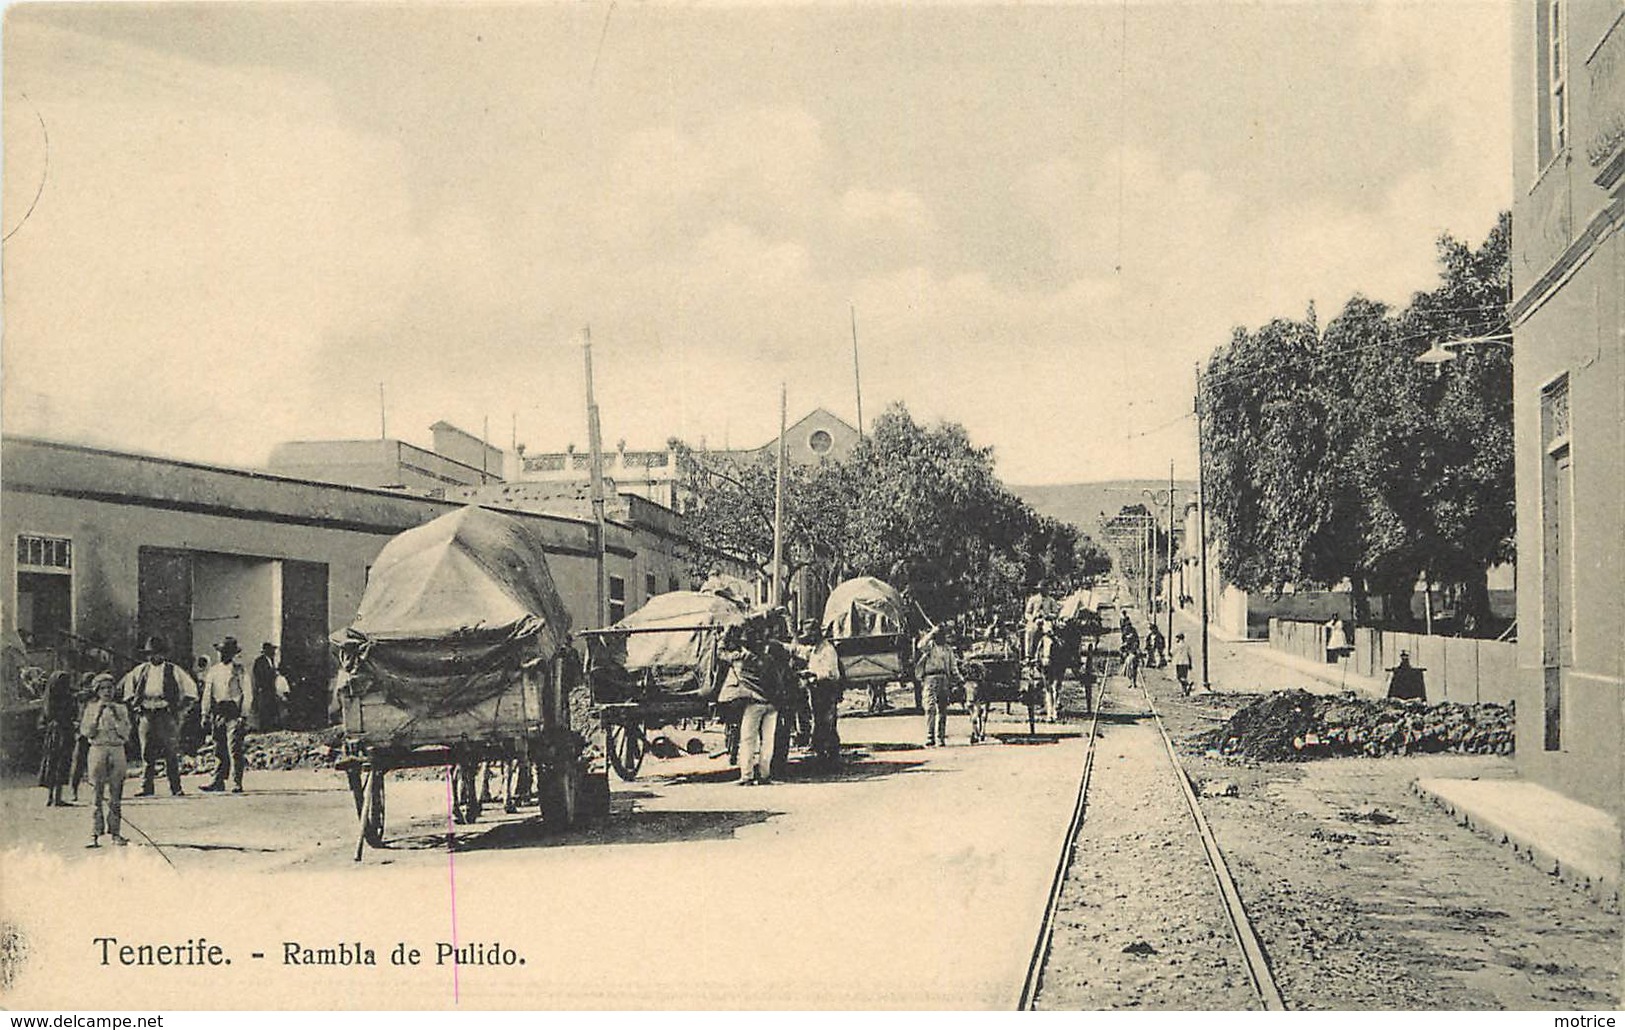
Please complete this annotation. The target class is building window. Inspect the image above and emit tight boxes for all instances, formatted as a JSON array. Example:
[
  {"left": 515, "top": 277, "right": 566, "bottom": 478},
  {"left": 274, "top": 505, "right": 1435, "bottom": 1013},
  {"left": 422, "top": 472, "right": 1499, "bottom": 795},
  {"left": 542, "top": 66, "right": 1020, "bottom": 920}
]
[
  {"left": 668, "top": 574, "right": 680, "bottom": 594},
  {"left": 645, "top": 573, "right": 657, "bottom": 600},
  {"left": 808, "top": 429, "right": 833, "bottom": 455},
  {"left": 1538, "top": 0, "right": 1568, "bottom": 166},
  {"left": 608, "top": 575, "right": 626, "bottom": 623},
  {"left": 16, "top": 534, "right": 72, "bottom": 649}
]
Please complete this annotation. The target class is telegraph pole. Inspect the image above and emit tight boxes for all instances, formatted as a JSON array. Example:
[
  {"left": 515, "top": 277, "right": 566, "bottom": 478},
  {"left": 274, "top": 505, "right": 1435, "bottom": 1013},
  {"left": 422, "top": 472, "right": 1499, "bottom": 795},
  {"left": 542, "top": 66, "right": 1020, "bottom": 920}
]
[
  {"left": 773, "top": 383, "right": 787, "bottom": 607},
  {"left": 1167, "top": 460, "right": 1176, "bottom": 649},
  {"left": 584, "top": 328, "right": 608, "bottom": 628},
  {"left": 1195, "top": 363, "right": 1211, "bottom": 691},
  {"left": 850, "top": 302, "right": 865, "bottom": 442}
]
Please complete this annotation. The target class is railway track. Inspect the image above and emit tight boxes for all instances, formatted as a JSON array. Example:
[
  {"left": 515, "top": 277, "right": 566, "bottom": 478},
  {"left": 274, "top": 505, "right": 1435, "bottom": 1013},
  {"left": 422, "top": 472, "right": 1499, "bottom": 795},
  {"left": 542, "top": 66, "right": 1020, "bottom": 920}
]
[{"left": 1018, "top": 673, "right": 1285, "bottom": 1011}]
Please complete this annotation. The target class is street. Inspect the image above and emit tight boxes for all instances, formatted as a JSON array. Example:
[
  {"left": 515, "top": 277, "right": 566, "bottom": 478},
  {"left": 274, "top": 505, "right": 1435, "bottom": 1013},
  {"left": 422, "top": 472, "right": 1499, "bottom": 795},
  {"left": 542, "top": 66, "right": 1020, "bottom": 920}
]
[{"left": 1, "top": 705, "right": 1086, "bottom": 1010}]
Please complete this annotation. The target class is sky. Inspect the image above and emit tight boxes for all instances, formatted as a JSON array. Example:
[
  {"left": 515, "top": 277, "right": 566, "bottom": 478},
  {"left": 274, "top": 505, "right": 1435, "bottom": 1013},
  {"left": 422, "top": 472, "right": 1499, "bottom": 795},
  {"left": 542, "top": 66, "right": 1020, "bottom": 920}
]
[{"left": 1, "top": 2, "right": 1512, "bottom": 485}]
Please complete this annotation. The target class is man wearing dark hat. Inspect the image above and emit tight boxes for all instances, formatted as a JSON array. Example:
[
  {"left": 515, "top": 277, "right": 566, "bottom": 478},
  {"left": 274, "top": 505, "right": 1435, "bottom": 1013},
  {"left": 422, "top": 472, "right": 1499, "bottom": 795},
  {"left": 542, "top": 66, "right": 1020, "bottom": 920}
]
[
  {"left": 201, "top": 636, "right": 250, "bottom": 792},
  {"left": 251, "top": 642, "right": 280, "bottom": 732},
  {"left": 117, "top": 635, "right": 198, "bottom": 797},
  {"left": 1387, "top": 651, "right": 1426, "bottom": 701}
]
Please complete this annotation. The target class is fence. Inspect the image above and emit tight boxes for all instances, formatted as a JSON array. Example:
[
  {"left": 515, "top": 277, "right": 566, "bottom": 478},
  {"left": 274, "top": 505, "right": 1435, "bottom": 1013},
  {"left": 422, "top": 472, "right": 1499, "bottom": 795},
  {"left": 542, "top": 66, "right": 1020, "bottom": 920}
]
[{"left": 1268, "top": 618, "right": 1516, "bottom": 705}]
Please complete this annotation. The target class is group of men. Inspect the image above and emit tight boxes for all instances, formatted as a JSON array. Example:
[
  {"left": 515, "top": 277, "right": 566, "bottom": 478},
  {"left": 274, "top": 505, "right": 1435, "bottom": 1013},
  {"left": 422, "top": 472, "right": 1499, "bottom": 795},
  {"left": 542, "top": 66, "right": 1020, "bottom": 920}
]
[
  {"left": 716, "top": 615, "right": 844, "bottom": 786},
  {"left": 71, "top": 634, "right": 286, "bottom": 848}
]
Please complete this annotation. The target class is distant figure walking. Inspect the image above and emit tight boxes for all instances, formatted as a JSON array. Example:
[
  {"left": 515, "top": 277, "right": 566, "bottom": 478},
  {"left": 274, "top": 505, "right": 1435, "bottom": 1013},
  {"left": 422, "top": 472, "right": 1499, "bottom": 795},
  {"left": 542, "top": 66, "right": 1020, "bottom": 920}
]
[
  {"left": 1170, "top": 632, "right": 1194, "bottom": 696},
  {"left": 914, "top": 626, "right": 961, "bottom": 747}
]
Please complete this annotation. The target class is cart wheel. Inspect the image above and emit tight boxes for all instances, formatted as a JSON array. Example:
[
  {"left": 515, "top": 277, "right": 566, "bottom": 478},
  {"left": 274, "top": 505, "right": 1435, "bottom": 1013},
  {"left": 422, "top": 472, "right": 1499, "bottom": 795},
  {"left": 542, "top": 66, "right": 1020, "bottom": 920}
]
[
  {"left": 345, "top": 764, "right": 365, "bottom": 818},
  {"left": 606, "top": 721, "right": 646, "bottom": 781},
  {"left": 361, "top": 769, "right": 386, "bottom": 847},
  {"left": 451, "top": 762, "right": 482, "bottom": 824},
  {"left": 539, "top": 760, "right": 579, "bottom": 831}
]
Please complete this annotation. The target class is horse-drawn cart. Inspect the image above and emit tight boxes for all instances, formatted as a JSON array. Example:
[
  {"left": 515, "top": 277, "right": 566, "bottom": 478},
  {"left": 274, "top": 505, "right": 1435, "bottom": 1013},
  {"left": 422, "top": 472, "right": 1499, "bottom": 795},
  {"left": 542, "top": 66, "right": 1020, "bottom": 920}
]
[
  {"left": 582, "top": 589, "right": 751, "bottom": 781},
  {"left": 331, "top": 506, "right": 586, "bottom": 859},
  {"left": 822, "top": 576, "right": 915, "bottom": 712},
  {"left": 959, "top": 637, "right": 1038, "bottom": 738}
]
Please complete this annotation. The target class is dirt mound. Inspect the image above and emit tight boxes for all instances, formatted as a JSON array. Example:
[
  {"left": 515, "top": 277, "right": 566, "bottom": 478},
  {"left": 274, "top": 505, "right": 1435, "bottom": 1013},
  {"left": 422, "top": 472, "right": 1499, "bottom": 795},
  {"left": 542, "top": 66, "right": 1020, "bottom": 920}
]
[
  {"left": 1207, "top": 690, "right": 1513, "bottom": 762},
  {"left": 193, "top": 727, "right": 346, "bottom": 772}
]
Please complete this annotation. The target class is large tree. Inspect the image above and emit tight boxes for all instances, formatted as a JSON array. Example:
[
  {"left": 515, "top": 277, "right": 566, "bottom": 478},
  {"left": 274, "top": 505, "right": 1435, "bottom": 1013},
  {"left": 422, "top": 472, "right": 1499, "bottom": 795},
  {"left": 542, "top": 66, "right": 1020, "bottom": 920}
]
[
  {"left": 1200, "top": 213, "right": 1513, "bottom": 632},
  {"left": 675, "top": 402, "right": 1110, "bottom": 623}
]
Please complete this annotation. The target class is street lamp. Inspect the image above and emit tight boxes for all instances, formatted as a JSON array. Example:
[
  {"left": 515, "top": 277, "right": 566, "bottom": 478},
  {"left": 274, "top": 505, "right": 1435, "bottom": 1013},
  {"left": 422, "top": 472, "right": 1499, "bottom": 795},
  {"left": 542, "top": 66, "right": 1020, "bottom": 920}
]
[{"left": 1415, "top": 332, "right": 1513, "bottom": 378}]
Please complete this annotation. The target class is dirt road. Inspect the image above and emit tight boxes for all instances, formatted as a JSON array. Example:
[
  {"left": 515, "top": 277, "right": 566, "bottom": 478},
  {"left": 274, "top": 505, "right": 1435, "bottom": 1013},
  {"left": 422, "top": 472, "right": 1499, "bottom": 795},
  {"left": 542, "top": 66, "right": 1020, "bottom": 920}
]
[{"left": 1, "top": 707, "right": 1086, "bottom": 1009}]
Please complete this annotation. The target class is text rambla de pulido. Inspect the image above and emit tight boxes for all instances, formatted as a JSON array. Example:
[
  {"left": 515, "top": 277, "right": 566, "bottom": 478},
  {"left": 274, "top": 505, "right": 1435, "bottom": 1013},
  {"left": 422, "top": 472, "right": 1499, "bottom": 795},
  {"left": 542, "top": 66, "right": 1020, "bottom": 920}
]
[{"left": 93, "top": 937, "right": 525, "bottom": 967}]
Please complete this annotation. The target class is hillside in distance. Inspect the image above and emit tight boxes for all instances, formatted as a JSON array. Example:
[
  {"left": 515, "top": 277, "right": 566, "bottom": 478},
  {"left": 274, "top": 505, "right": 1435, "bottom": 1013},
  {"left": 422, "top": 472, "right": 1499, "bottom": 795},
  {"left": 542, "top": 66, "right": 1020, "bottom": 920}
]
[{"left": 1012, "top": 480, "right": 1199, "bottom": 537}]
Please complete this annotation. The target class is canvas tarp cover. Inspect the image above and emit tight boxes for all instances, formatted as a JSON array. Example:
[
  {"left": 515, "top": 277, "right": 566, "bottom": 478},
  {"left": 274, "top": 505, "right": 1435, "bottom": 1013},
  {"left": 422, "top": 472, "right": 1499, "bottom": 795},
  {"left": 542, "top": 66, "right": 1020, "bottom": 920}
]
[
  {"left": 590, "top": 591, "right": 748, "bottom": 701},
  {"left": 822, "top": 577, "right": 907, "bottom": 639},
  {"left": 331, "top": 506, "right": 571, "bottom": 720},
  {"left": 1057, "top": 591, "right": 1097, "bottom": 622}
]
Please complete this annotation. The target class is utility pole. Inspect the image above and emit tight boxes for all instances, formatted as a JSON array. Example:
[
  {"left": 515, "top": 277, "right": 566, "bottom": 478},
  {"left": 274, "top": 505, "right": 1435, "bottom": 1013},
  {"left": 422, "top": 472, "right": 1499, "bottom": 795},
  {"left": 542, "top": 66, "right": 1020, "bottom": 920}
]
[
  {"left": 773, "top": 383, "right": 787, "bottom": 607},
  {"left": 1167, "top": 460, "right": 1176, "bottom": 649},
  {"left": 850, "top": 302, "right": 865, "bottom": 442},
  {"left": 1195, "top": 363, "right": 1211, "bottom": 691},
  {"left": 584, "top": 328, "right": 608, "bottom": 628},
  {"left": 378, "top": 383, "right": 387, "bottom": 440}
]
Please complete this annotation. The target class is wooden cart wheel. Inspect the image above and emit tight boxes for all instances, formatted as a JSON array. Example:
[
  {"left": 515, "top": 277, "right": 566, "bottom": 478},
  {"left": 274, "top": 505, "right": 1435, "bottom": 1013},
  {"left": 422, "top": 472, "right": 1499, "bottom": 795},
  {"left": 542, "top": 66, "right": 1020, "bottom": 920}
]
[
  {"left": 360, "top": 768, "right": 386, "bottom": 849},
  {"left": 539, "top": 760, "right": 579, "bottom": 831},
  {"left": 606, "top": 721, "right": 646, "bottom": 781},
  {"left": 451, "top": 762, "right": 482, "bottom": 824},
  {"left": 345, "top": 764, "right": 365, "bottom": 818}
]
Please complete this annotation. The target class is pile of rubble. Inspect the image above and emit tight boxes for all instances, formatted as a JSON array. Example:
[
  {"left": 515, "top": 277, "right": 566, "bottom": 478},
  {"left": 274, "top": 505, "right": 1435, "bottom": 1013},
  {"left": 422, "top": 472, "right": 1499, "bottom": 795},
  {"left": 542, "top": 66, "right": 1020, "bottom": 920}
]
[
  {"left": 1208, "top": 689, "right": 1514, "bottom": 762},
  {"left": 193, "top": 727, "right": 346, "bottom": 772}
]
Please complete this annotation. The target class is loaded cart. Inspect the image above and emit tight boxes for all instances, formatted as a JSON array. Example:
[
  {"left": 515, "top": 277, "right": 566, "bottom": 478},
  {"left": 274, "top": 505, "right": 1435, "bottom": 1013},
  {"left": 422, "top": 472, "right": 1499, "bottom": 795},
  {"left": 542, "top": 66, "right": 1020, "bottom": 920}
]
[
  {"left": 822, "top": 576, "right": 915, "bottom": 712},
  {"left": 581, "top": 589, "right": 750, "bottom": 781},
  {"left": 331, "top": 506, "right": 587, "bottom": 859}
]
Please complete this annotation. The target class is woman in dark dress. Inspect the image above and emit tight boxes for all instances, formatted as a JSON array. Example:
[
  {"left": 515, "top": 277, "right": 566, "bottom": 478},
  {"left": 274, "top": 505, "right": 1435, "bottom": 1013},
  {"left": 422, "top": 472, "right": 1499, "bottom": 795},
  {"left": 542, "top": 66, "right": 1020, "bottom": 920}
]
[{"left": 37, "top": 670, "right": 77, "bottom": 806}]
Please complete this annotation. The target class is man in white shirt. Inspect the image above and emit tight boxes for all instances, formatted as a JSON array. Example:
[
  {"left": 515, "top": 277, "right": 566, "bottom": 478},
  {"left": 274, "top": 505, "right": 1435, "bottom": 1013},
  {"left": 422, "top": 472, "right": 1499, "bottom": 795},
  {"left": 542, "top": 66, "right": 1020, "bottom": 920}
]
[
  {"left": 201, "top": 636, "right": 251, "bottom": 793},
  {"left": 117, "top": 635, "right": 198, "bottom": 797},
  {"left": 1023, "top": 591, "right": 1047, "bottom": 665}
]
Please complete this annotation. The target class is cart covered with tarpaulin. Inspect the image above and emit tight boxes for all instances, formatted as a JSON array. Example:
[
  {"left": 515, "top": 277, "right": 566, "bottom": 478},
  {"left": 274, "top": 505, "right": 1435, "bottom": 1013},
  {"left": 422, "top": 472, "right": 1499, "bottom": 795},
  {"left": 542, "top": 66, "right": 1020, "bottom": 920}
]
[
  {"left": 583, "top": 589, "right": 752, "bottom": 780},
  {"left": 331, "top": 505, "right": 584, "bottom": 856},
  {"left": 821, "top": 576, "right": 914, "bottom": 686}
]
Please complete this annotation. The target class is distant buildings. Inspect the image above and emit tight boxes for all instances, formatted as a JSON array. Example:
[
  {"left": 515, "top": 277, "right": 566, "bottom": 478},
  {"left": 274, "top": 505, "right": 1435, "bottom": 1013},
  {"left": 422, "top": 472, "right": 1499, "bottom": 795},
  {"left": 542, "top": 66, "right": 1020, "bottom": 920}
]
[
  {"left": 3, "top": 436, "right": 754, "bottom": 697},
  {"left": 514, "top": 407, "right": 861, "bottom": 512},
  {"left": 1509, "top": 0, "right": 1624, "bottom": 818}
]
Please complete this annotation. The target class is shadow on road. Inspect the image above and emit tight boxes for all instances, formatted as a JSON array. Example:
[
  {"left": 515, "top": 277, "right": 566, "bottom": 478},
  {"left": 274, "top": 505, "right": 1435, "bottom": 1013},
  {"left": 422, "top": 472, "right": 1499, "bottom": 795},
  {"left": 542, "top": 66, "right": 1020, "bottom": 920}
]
[
  {"left": 418, "top": 806, "right": 783, "bottom": 853},
  {"left": 152, "top": 841, "right": 284, "bottom": 854},
  {"left": 801, "top": 757, "right": 929, "bottom": 782}
]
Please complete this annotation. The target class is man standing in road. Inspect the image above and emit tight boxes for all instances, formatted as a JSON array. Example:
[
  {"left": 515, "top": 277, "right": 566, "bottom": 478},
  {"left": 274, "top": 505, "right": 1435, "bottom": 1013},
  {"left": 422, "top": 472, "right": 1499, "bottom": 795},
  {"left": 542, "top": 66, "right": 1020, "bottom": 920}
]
[
  {"left": 792, "top": 620, "right": 844, "bottom": 768},
  {"left": 915, "top": 625, "right": 961, "bottom": 747},
  {"left": 118, "top": 635, "right": 198, "bottom": 797},
  {"left": 719, "top": 622, "right": 777, "bottom": 785},
  {"left": 201, "top": 637, "right": 250, "bottom": 793},
  {"left": 80, "top": 673, "right": 131, "bottom": 847}
]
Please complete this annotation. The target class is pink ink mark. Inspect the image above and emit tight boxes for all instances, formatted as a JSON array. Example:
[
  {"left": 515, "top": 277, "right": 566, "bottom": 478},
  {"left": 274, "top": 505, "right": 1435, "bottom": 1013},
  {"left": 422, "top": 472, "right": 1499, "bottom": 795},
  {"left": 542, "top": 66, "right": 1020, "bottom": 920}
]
[{"left": 445, "top": 769, "right": 461, "bottom": 1004}]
